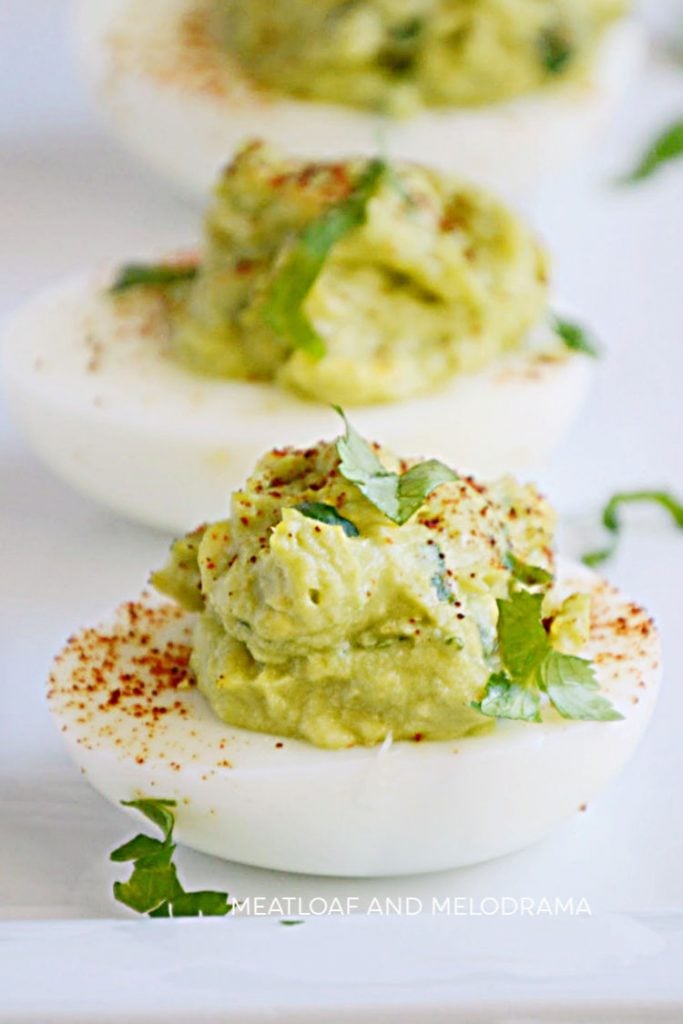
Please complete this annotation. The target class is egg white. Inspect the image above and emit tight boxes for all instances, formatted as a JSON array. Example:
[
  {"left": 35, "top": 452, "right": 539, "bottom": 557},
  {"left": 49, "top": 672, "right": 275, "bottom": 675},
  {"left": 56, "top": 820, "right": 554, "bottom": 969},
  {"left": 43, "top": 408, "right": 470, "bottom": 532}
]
[
  {"left": 1, "top": 273, "right": 593, "bottom": 532},
  {"left": 47, "top": 559, "right": 660, "bottom": 877},
  {"left": 72, "top": 0, "right": 644, "bottom": 203}
]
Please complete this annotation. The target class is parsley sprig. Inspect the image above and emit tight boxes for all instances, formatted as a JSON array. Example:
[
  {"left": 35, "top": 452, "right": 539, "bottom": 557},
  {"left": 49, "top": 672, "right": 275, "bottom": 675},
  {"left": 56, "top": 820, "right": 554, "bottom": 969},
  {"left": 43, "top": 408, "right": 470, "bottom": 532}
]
[
  {"left": 583, "top": 490, "right": 683, "bottom": 567},
  {"left": 335, "top": 409, "right": 457, "bottom": 525},
  {"left": 111, "top": 799, "right": 232, "bottom": 917},
  {"left": 475, "top": 590, "right": 622, "bottom": 723},
  {"left": 263, "top": 160, "right": 386, "bottom": 359}
]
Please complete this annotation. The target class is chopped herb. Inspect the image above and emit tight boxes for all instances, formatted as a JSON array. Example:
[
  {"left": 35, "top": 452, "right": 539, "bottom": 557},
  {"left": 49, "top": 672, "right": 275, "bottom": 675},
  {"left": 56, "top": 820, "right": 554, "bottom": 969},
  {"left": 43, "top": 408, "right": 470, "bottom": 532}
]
[
  {"left": 622, "top": 120, "right": 683, "bottom": 184},
  {"left": 296, "top": 501, "right": 359, "bottom": 537},
  {"left": 583, "top": 490, "right": 683, "bottom": 567},
  {"left": 111, "top": 262, "right": 198, "bottom": 293},
  {"left": 390, "top": 17, "right": 423, "bottom": 42},
  {"left": 539, "top": 27, "right": 574, "bottom": 75},
  {"left": 505, "top": 553, "right": 554, "bottom": 588},
  {"left": 262, "top": 160, "right": 386, "bottom": 359},
  {"left": 111, "top": 799, "right": 232, "bottom": 917},
  {"left": 554, "top": 316, "right": 599, "bottom": 358},
  {"left": 335, "top": 408, "right": 457, "bottom": 525},
  {"left": 474, "top": 589, "right": 622, "bottom": 723},
  {"left": 280, "top": 919, "right": 304, "bottom": 927}
]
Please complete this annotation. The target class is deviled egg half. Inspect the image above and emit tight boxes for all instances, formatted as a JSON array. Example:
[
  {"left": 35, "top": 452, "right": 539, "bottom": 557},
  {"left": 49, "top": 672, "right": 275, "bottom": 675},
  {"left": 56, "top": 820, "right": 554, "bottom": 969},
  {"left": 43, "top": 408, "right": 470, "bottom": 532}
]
[
  {"left": 73, "top": 0, "right": 642, "bottom": 200},
  {"left": 48, "top": 415, "right": 661, "bottom": 877},
  {"left": 3, "top": 143, "right": 594, "bottom": 532}
]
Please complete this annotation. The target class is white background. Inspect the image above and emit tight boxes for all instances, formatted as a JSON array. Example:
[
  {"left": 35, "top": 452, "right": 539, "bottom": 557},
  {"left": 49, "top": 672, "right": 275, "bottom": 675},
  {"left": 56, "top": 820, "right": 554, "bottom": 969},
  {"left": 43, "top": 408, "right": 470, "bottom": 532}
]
[{"left": 1, "top": 1, "right": 683, "bottom": 1019}]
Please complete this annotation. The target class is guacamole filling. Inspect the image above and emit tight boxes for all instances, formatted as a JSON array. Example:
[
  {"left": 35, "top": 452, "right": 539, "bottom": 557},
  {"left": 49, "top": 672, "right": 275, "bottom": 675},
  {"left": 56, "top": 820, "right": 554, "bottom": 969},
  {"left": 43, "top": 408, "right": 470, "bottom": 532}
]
[
  {"left": 212, "top": 0, "right": 626, "bottom": 115},
  {"left": 153, "top": 419, "right": 617, "bottom": 749},
  {"left": 117, "top": 142, "right": 558, "bottom": 405}
]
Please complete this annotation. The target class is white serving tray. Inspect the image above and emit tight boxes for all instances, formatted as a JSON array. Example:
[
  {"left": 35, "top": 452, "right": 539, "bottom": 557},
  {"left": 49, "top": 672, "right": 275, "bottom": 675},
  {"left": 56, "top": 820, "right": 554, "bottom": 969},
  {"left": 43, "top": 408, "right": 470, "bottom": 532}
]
[{"left": 2, "top": 2, "right": 683, "bottom": 1019}]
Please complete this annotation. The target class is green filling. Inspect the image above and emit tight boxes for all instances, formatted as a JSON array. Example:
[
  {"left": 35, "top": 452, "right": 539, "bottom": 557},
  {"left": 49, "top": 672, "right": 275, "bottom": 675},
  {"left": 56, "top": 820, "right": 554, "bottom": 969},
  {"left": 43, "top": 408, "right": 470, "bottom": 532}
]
[
  {"left": 214, "top": 0, "right": 626, "bottom": 115},
  {"left": 162, "top": 142, "right": 553, "bottom": 405},
  {"left": 153, "top": 432, "right": 607, "bottom": 749}
]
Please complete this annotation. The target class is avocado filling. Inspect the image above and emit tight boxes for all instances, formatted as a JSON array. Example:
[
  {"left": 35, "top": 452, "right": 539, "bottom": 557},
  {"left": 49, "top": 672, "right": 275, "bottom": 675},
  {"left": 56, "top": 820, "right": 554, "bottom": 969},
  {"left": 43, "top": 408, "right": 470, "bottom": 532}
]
[
  {"left": 213, "top": 0, "right": 626, "bottom": 116},
  {"left": 115, "top": 142, "right": 562, "bottom": 405},
  {"left": 153, "top": 424, "right": 608, "bottom": 749}
]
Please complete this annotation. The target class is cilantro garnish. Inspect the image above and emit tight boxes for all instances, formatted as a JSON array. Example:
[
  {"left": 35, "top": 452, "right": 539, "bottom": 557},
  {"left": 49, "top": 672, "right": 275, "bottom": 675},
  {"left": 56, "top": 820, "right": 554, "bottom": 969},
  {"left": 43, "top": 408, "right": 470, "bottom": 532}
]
[
  {"left": 582, "top": 490, "right": 683, "bottom": 567},
  {"left": 296, "top": 501, "right": 359, "bottom": 537},
  {"left": 474, "top": 590, "right": 622, "bottom": 723},
  {"left": 554, "top": 316, "right": 599, "bottom": 358},
  {"left": 111, "top": 262, "right": 198, "bottom": 293},
  {"left": 335, "top": 409, "right": 457, "bottom": 525},
  {"left": 539, "top": 27, "right": 574, "bottom": 75},
  {"left": 262, "top": 160, "right": 386, "bottom": 359},
  {"left": 622, "top": 120, "right": 683, "bottom": 184},
  {"left": 505, "top": 553, "right": 554, "bottom": 588},
  {"left": 111, "top": 799, "right": 232, "bottom": 917}
]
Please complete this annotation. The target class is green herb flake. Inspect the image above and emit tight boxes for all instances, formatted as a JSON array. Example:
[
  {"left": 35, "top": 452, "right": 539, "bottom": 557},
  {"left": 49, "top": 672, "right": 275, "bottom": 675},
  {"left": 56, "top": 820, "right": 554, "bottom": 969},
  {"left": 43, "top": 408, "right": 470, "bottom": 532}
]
[
  {"left": 262, "top": 160, "right": 386, "bottom": 358},
  {"left": 111, "top": 799, "right": 232, "bottom": 918},
  {"left": 335, "top": 408, "right": 457, "bottom": 525},
  {"left": 622, "top": 120, "right": 683, "bottom": 184},
  {"left": 390, "top": 17, "right": 423, "bottom": 42},
  {"left": 295, "top": 501, "right": 359, "bottom": 537},
  {"left": 539, "top": 27, "right": 574, "bottom": 75},
  {"left": 477, "top": 589, "right": 621, "bottom": 724},
  {"left": 583, "top": 490, "right": 683, "bottom": 567},
  {"left": 111, "top": 263, "right": 198, "bottom": 293},
  {"left": 505, "top": 553, "right": 554, "bottom": 588},
  {"left": 280, "top": 919, "right": 305, "bottom": 927},
  {"left": 554, "top": 316, "right": 599, "bottom": 358}
]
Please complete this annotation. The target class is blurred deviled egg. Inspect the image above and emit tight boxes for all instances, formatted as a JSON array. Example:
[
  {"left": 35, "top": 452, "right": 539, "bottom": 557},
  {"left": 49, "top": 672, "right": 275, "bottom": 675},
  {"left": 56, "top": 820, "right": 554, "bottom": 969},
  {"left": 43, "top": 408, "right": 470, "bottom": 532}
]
[
  {"left": 3, "top": 143, "right": 594, "bottom": 531},
  {"left": 73, "top": 0, "right": 643, "bottom": 199},
  {"left": 48, "top": 416, "right": 661, "bottom": 877}
]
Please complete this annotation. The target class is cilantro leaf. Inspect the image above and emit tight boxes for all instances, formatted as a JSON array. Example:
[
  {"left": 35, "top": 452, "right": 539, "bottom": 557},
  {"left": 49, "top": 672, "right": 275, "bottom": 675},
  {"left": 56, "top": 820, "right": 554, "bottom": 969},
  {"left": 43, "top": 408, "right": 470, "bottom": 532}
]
[
  {"left": 335, "top": 408, "right": 457, "bottom": 524},
  {"left": 505, "top": 553, "right": 554, "bottom": 588},
  {"left": 539, "top": 27, "right": 574, "bottom": 74},
  {"left": 167, "top": 891, "right": 233, "bottom": 918},
  {"left": 397, "top": 460, "right": 458, "bottom": 523},
  {"left": 622, "top": 120, "right": 683, "bottom": 184},
  {"left": 121, "top": 798, "right": 177, "bottom": 842},
  {"left": 111, "top": 262, "right": 198, "bottom": 293},
  {"left": 582, "top": 489, "right": 683, "bottom": 567},
  {"left": 112, "top": 799, "right": 232, "bottom": 918},
  {"left": 496, "top": 591, "right": 549, "bottom": 681},
  {"left": 262, "top": 160, "right": 386, "bottom": 359},
  {"left": 541, "top": 652, "right": 623, "bottom": 721},
  {"left": 475, "top": 672, "right": 542, "bottom": 723},
  {"left": 476, "top": 590, "right": 621, "bottom": 725},
  {"left": 554, "top": 316, "right": 599, "bottom": 358},
  {"left": 113, "top": 857, "right": 183, "bottom": 915},
  {"left": 296, "top": 502, "right": 359, "bottom": 537}
]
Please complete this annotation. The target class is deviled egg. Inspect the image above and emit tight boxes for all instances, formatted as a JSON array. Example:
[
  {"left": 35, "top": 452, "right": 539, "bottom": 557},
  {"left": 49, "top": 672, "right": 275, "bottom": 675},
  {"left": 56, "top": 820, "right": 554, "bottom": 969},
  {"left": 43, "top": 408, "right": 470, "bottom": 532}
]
[
  {"left": 48, "top": 416, "right": 661, "bottom": 876},
  {"left": 2, "top": 144, "right": 593, "bottom": 532},
  {"left": 73, "top": 0, "right": 643, "bottom": 200}
]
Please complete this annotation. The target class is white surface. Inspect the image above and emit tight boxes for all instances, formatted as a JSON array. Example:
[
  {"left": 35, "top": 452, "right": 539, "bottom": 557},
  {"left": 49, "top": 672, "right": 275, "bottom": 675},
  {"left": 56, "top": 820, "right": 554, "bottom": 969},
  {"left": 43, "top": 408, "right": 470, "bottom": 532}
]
[{"left": 1, "top": 1, "right": 683, "bottom": 1020}]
